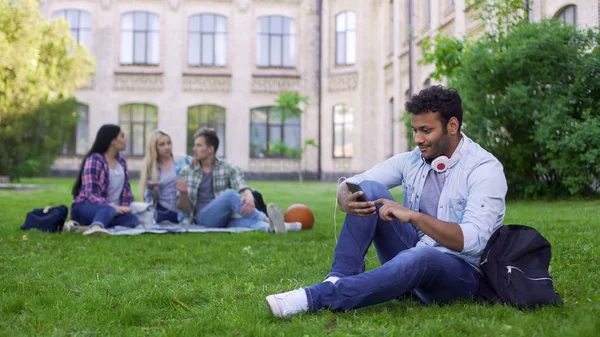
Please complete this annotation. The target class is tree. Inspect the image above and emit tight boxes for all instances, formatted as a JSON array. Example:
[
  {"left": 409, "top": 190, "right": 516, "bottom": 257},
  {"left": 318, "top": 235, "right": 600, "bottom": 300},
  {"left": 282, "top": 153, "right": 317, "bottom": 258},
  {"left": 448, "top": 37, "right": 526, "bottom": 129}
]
[
  {"left": 453, "top": 20, "right": 600, "bottom": 197},
  {"left": 0, "top": 0, "right": 94, "bottom": 180},
  {"left": 267, "top": 92, "right": 317, "bottom": 182}
]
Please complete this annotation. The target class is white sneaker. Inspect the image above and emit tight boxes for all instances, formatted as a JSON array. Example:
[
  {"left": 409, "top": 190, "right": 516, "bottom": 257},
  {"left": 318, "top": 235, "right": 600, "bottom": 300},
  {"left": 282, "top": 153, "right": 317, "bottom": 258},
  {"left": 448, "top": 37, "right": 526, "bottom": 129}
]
[
  {"left": 267, "top": 203, "right": 287, "bottom": 234},
  {"left": 62, "top": 220, "right": 78, "bottom": 232},
  {"left": 266, "top": 288, "right": 309, "bottom": 317},
  {"left": 83, "top": 225, "right": 109, "bottom": 236},
  {"left": 284, "top": 221, "right": 303, "bottom": 232}
]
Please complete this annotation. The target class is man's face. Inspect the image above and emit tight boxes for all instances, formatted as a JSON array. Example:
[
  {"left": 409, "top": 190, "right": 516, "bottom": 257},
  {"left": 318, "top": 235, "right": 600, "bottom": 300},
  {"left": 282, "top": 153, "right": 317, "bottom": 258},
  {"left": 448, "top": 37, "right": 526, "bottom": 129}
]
[
  {"left": 193, "top": 136, "right": 214, "bottom": 162},
  {"left": 410, "top": 112, "right": 451, "bottom": 161}
]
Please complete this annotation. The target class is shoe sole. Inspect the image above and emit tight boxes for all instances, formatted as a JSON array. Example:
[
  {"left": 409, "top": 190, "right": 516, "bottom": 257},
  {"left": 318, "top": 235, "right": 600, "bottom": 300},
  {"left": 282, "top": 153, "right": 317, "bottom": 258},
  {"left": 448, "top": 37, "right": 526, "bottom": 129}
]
[
  {"left": 83, "top": 228, "right": 109, "bottom": 236},
  {"left": 267, "top": 203, "right": 287, "bottom": 234}
]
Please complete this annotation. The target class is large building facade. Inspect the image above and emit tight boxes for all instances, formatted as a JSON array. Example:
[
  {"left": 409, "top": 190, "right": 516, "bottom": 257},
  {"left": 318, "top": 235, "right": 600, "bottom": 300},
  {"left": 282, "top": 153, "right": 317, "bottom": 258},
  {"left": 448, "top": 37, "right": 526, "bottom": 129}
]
[{"left": 40, "top": 0, "right": 599, "bottom": 179}]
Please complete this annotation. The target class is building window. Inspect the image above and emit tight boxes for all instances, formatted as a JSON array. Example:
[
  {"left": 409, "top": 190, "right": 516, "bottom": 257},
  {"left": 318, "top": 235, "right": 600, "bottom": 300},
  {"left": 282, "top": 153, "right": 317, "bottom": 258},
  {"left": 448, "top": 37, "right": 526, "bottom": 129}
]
[
  {"left": 188, "top": 14, "right": 227, "bottom": 67},
  {"left": 389, "top": 1, "right": 394, "bottom": 55},
  {"left": 250, "top": 106, "right": 301, "bottom": 158},
  {"left": 555, "top": 5, "right": 577, "bottom": 25},
  {"left": 333, "top": 104, "right": 354, "bottom": 158},
  {"left": 447, "top": 0, "right": 455, "bottom": 10},
  {"left": 119, "top": 104, "right": 158, "bottom": 156},
  {"left": 120, "top": 12, "right": 160, "bottom": 66},
  {"left": 62, "top": 103, "right": 89, "bottom": 156},
  {"left": 52, "top": 9, "right": 92, "bottom": 53},
  {"left": 257, "top": 16, "right": 296, "bottom": 68},
  {"left": 187, "top": 105, "right": 226, "bottom": 158},
  {"left": 335, "top": 11, "right": 356, "bottom": 65}
]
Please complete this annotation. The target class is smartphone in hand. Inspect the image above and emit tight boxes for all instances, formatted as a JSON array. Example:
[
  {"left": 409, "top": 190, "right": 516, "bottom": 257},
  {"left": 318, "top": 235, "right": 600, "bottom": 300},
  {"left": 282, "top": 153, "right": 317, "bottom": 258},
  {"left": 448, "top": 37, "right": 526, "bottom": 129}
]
[{"left": 346, "top": 182, "right": 367, "bottom": 202}]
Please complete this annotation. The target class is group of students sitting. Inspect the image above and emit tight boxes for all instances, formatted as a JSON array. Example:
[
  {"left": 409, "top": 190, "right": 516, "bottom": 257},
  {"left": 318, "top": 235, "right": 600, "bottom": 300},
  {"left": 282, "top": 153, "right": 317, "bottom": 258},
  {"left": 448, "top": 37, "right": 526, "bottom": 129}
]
[{"left": 70, "top": 124, "right": 300, "bottom": 236}]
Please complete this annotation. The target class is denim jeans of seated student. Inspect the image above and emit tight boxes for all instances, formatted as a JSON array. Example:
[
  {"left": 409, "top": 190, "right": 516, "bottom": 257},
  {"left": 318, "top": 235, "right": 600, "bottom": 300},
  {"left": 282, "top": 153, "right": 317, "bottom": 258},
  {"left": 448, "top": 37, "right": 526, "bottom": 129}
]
[
  {"left": 304, "top": 180, "right": 479, "bottom": 312},
  {"left": 195, "top": 189, "right": 269, "bottom": 231},
  {"left": 156, "top": 203, "right": 178, "bottom": 223},
  {"left": 71, "top": 202, "right": 139, "bottom": 228}
]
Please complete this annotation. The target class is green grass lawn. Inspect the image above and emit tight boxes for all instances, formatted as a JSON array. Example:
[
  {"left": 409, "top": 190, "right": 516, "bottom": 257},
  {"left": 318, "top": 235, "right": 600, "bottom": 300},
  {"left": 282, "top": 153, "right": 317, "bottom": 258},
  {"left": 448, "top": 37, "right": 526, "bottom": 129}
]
[{"left": 1, "top": 178, "right": 599, "bottom": 336}]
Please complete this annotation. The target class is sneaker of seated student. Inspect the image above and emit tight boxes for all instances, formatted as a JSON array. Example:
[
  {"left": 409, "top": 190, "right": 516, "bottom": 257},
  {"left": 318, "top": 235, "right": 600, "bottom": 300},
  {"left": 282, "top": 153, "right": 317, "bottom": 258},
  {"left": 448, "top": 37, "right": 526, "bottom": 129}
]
[
  {"left": 83, "top": 224, "right": 110, "bottom": 236},
  {"left": 266, "top": 288, "right": 309, "bottom": 318}
]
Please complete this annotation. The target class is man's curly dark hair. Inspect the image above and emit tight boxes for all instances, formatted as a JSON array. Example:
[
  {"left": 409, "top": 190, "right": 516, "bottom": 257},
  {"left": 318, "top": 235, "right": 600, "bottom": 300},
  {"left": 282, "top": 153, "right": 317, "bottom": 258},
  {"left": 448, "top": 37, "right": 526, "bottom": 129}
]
[{"left": 405, "top": 85, "right": 463, "bottom": 131}]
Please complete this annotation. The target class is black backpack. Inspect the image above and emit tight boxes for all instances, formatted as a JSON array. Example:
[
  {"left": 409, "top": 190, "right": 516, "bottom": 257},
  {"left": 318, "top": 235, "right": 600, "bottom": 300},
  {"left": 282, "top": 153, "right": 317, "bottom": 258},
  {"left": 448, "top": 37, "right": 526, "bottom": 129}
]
[
  {"left": 21, "top": 205, "right": 69, "bottom": 233},
  {"left": 477, "top": 224, "right": 563, "bottom": 308},
  {"left": 251, "top": 190, "right": 267, "bottom": 215}
]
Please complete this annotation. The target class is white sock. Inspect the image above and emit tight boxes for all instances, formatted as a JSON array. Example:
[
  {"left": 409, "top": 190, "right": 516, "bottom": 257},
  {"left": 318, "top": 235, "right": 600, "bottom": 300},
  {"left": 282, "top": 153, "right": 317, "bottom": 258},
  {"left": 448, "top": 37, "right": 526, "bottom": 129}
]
[
  {"left": 325, "top": 276, "right": 340, "bottom": 284},
  {"left": 284, "top": 221, "right": 302, "bottom": 232}
]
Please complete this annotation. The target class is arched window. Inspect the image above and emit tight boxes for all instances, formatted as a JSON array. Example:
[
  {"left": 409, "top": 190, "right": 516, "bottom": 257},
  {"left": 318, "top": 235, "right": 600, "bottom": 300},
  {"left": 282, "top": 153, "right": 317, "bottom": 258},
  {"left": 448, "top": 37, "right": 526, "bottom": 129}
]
[
  {"left": 555, "top": 5, "right": 577, "bottom": 25},
  {"left": 335, "top": 11, "right": 356, "bottom": 65},
  {"left": 257, "top": 16, "right": 296, "bottom": 67},
  {"left": 120, "top": 12, "right": 160, "bottom": 65},
  {"left": 187, "top": 105, "right": 226, "bottom": 157},
  {"left": 188, "top": 13, "right": 227, "bottom": 67},
  {"left": 332, "top": 104, "right": 354, "bottom": 158},
  {"left": 52, "top": 9, "right": 92, "bottom": 52},
  {"left": 62, "top": 103, "right": 89, "bottom": 156},
  {"left": 119, "top": 104, "right": 158, "bottom": 156},
  {"left": 250, "top": 106, "right": 301, "bottom": 158}
]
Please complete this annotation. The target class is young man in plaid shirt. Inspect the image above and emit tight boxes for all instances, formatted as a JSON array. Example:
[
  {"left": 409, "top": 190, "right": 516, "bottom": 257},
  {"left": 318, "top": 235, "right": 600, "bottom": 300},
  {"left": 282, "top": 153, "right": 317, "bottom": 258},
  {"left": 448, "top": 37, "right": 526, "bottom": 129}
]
[{"left": 176, "top": 128, "right": 297, "bottom": 233}]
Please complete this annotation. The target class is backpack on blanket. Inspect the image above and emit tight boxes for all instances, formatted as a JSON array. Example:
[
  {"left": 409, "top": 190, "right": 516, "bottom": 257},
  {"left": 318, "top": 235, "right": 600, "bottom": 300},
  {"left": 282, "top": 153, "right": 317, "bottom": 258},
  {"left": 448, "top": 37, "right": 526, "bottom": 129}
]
[
  {"left": 21, "top": 205, "right": 68, "bottom": 232},
  {"left": 477, "top": 224, "right": 563, "bottom": 308}
]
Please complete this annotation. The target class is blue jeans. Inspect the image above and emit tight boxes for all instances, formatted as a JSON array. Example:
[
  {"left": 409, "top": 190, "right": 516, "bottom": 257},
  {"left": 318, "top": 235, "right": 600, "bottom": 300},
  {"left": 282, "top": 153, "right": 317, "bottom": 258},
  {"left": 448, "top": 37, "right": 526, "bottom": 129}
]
[
  {"left": 305, "top": 180, "right": 479, "bottom": 312},
  {"left": 195, "top": 190, "right": 269, "bottom": 231},
  {"left": 71, "top": 202, "right": 139, "bottom": 228},
  {"left": 156, "top": 203, "right": 178, "bottom": 223}
]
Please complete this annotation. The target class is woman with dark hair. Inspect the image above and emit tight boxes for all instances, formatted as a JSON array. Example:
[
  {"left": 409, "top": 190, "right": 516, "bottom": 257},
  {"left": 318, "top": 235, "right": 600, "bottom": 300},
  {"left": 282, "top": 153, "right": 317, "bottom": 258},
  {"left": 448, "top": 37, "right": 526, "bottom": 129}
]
[{"left": 71, "top": 124, "right": 139, "bottom": 235}]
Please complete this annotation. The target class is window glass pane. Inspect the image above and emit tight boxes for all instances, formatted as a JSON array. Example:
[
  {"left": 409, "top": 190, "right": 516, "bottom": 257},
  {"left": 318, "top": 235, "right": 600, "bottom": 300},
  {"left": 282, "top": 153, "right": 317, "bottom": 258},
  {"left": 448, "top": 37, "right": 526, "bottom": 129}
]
[
  {"left": 283, "top": 35, "right": 295, "bottom": 67},
  {"left": 334, "top": 124, "right": 343, "bottom": 157},
  {"left": 202, "top": 33, "right": 214, "bottom": 64},
  {"left": 345, "top": 108, "right": 355, "bottom": 123},
  {"left": 148, "top": 14, "right": 159, "bottom": 30},
  {"left": 190, "top": 15, "right": 200, "bottom": 32},
  {"left": 70, "top": 28, "right": 79, "bottom": 43},
  {"left": 257, "top": 35, "right": 269, "bottom": 66},
  {"left": 80, "top": 30, "right": 92, "bottom": 52},
  {"left": 251, "top": 108, "right": 267, "bottom": 123},
  {"left": 134, "top": 12, "right": 147, "bottom": 30},
  {"left": 283, "top": 18, "right": 295, "bottom": 34},
  {"left": 336, "top": 13, "right": 346, "bottom": 32},
  {"left": 201, "top": 14, "right": 214, "bottom": 32},
  {"left": 215, "top": 33, "right": 227, "bottom": 66},
  {"left": 80, "top": 12, "right": 92, "bottom": 29},
  {"left": 269, "top": 125, "right": 281, "bottom": 143},
  {"left": 121, "top": 122, "right": 131, "bottom": 155},
  {"left": 147, "top": 108, "right": 158, "bottom": 123},
  {"left": 258, "top": 17, "right": 269, "bottom": 33},
  {"left": 347, "top": 12, "right": 356, "bottom": 30},
  {"left": 250, "top": 124, "right": 267, "bottom": 157},
  {"left": 149, "top": 32, "right": 159, "bottom": 64},
  {"left": 336, "top": 33, "right": 345, "bottom": 64},
  {"left": 134, "top": 32, "right": 146, "bottom": 63},
  {"left": 333, "top": 105, "right": 344, "bottom": 123},
  {"left": 270, "top": 35, "right": 282, "bottom": 66},
  {"left": 188, "top": 32, "right": 200, "bottom": 65},
  {"left": 67, "top": 10, "right": 79, "bottom": 29},
  {"left": 52, "top": 10, "right": 64, "bottom": 20},
  {"left": 346, "top": 31, "right": 356, "bottom": 64},
  {"left": 132, "top": 107, "right": 145, "bottom": 122},
  {"left": 121, "top": 13, "right": 133, "bottom": 30},
  {"left": 271, "top": 16, "right": 283, "bottom": 34},
  {"left": 345, "top": 128, "right": 354, "bottom": 157},
  {"left": 283, "top": 125, "right": 300, "bottom": 149},
  {"left": 133, "top": 124, "right": 145, "bottom": 155},
  {"left": 120, "top": 32, "right": 133, "bottom": 64},
  {"left": 216, "top": 16, "right": 227, "bottom": 33}
]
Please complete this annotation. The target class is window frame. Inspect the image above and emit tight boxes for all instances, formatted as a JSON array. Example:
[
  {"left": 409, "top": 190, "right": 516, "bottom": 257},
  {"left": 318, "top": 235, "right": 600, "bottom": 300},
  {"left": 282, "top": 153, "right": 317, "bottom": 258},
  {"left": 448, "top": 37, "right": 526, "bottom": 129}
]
[
  {"left": 249, "top": 106, "right": 301, "bottom": 158},
  {"left": 120, "top": 11, "right": 161, "bottom": 66},
  {"left": 332, "top": 104, "right": 354, "bottom": 159},
  {"left": 335, "top": 11, "right": 357, "bottom": 66},
  {"left": 118, "top": 103, "right": 158, "bottom": 157},
  {"left": 555, "top": 5, "right": 577, "bottom": 26},
  {"left": 187, "top": 104, "right": 227, "bottom": 158},
  {"left": 188, "top": 13, "right": 228, "bottom": 67},
  {"left": 52, "top": 9, "right": 93, "bottom": 53},
  {"left": 62, "top": 103, "right": 90, "bottom": 156},
  {"left": 256, "top": 15, "right": 296, "bottom": 68}
]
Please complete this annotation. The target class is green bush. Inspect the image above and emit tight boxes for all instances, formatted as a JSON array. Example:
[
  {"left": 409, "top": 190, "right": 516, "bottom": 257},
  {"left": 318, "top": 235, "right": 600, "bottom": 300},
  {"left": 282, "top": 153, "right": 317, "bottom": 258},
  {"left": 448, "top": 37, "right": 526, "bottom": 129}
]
[
  {"left": 451, "top": 20, "right": 600, "bottom": 197},
  {"left": 0, "top": 97, "right": 78, "bottom": 180}
]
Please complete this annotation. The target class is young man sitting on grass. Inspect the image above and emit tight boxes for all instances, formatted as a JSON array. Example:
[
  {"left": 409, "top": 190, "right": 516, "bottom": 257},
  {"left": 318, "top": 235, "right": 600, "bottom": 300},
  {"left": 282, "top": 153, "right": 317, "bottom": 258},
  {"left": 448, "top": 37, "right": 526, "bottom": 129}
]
[
  {"left": 176, "top": 128, "right": 301, "bottom": 233},
  {"left": 266, "top": 85, "right": 508, "bottom": 317}
]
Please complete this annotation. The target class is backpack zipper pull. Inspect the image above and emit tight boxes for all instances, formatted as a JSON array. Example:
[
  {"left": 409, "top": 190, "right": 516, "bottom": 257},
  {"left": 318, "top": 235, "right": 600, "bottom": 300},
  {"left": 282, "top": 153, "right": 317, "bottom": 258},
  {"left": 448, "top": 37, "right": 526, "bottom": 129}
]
[{"left": 506, "top": 266, "right": 512, "bottom": 285}]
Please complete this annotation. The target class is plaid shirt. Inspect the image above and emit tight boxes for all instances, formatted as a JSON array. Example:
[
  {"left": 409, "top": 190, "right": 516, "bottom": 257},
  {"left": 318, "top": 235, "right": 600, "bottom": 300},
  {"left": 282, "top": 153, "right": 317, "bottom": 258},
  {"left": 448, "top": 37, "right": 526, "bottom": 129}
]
[
  {"left": 73, "top": 153, "right": 135, "bottom": 206},
  {"left": 177, "top": 157, "right": 249, "bottom": 218}
]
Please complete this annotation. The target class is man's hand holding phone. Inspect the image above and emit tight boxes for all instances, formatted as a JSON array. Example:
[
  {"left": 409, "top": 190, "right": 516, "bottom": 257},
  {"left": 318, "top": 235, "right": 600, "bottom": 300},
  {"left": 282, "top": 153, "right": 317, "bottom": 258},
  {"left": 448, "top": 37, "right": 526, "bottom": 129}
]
[{"left": 341, "top": 182, "right": 376, "bottom": 216}]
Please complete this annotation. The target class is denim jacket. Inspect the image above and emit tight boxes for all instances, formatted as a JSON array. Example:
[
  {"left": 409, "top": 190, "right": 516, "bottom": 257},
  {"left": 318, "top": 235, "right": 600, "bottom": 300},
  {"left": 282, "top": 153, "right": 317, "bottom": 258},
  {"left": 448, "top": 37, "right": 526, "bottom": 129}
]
[{"left": 347, "top": 135, "right": 508, "bottom": 267}]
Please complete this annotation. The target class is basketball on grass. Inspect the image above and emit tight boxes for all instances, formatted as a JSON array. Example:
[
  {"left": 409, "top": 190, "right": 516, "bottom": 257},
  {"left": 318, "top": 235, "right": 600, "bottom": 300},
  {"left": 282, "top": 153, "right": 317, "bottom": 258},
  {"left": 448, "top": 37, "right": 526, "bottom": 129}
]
[{"left": 284, "top": 204, "right": 314, "bottom": 230}]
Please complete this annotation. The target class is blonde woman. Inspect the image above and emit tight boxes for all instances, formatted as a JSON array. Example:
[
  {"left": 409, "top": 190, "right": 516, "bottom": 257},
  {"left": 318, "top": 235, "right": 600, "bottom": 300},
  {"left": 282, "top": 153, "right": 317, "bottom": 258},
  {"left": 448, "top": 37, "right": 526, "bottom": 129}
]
[{"left": 140, "top": 130, "right": 192, "bottom": 223}]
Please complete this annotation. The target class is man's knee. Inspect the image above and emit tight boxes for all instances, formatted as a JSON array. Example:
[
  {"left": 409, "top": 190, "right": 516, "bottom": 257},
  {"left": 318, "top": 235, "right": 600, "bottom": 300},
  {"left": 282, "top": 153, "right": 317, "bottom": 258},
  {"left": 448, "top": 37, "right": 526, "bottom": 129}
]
[
  {"left": 393, "top": 246, "right": 444, "bottom": 267},
  {"left": 359, "top": 180, "right": 393, "bottom": 201},
  {"left": 219, "top": 189, "right": 238, "bottom": 199}
]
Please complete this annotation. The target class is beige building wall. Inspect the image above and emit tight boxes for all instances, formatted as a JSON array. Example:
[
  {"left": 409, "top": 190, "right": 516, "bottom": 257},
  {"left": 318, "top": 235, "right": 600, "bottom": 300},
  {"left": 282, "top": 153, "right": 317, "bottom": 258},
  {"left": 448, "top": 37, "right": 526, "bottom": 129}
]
[{"left": 40, "top": 0, "right": 598, "bottom": 179}]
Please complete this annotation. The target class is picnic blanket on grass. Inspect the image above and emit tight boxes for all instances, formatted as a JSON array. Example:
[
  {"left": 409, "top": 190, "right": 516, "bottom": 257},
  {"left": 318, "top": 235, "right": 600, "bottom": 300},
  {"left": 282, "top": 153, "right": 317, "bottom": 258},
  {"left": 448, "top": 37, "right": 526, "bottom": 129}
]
[{"left": 105, "top": 223, "right": 256, "bottom": 235}]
